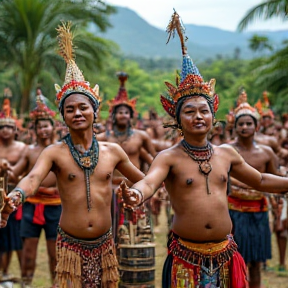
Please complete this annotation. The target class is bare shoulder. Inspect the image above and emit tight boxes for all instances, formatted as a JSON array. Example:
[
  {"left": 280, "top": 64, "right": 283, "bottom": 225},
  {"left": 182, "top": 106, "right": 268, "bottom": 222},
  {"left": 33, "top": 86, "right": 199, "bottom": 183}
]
[
  {"left": 134, "top": 129, "right": 149, "bottom": 138},
  {"left": 155, "top": 143, "right": 181, "bottom": 163},
  {"left": 41, "top": 141, "right": 67, "bottom": 157},
  {"left": 14, "top": 140, "right": 27, "bottom": 151},
  {"left": 258, "top": 143, "right": 275, "bottom": 155},
  {"left": 217, "top": 143, "right": 243, "bottom": 164},
  {"left": 98, "top": 141, "right": 123, "bottom": 154}
]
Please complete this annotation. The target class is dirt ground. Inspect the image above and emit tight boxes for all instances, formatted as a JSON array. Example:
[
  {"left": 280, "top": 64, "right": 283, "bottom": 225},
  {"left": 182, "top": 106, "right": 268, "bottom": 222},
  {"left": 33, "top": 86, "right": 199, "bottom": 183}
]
[{"left": 5, "top": 206, "right": 288, "bottom": 288}]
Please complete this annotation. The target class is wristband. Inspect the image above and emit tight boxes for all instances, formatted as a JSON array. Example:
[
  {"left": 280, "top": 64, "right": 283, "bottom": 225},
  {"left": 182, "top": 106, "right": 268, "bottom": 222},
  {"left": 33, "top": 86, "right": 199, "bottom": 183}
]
[
  {"left": 131, "top": 188, "right": 144, "bottom": 206},
  {"left": 14, "top": 187, "right": 26, "bottom": 203}
]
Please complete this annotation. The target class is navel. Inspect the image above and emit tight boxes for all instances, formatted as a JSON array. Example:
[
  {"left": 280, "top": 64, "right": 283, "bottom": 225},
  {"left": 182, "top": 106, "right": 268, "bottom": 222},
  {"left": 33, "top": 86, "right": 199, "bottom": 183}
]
[
  {"left": 205, "top": 224, "right": 212, "bottom": 229},
  {"left": 89, "top": 222, "right": 93, "bottom": 227},
  {"left": 186, "top": 178, "right": 194, "bottom": 185}
]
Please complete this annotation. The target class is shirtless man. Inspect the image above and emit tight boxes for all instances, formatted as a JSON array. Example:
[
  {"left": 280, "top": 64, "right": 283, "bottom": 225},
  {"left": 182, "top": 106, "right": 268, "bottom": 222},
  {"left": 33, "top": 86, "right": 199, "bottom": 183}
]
[
  {"left": 1, "top": 23, "right": 144, "bottom": 288},
  {"left": 97, "top": 71, "right": 156, "bottom": 170},
  {"left": 12, "top": 99, "right": 60, "bottom": 286},
  {"left": 120, "top": 11, "right": 288, "bottom": 288},
  {"left": 0, "top": 112, "right": 26, "bottom": 281},
  {"left": 228, "top": 102, "right": 279, "bottom": 288}
]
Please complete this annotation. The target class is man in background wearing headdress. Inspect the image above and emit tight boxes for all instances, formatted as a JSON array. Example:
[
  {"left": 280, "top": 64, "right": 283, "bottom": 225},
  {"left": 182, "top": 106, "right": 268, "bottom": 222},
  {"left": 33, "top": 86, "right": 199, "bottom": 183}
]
[
  {"left": 11, "top": 94, "right": 61, "bottom": 287},
  {"left": 0, "top": 22, "right": 144, "bottom": 288},
  {"left": 97, "top": 71, "right": 156, "bottom": 170},
  {"left": 228, "top": 102, "right": 278, "bottom": 288},
  {"left": 119, "top": 11, "right": 288, "bottom": 288},
  {"left": 0, "top": 89, "right": 26, "bottom": 282}
]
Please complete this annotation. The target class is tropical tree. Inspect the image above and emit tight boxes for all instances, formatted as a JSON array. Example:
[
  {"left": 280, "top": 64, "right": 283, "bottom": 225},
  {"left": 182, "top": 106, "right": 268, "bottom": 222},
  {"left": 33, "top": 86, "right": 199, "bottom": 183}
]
[
  {"left": 238, "top": 0, "right": 288, "bottom": 31},
  {"left": 0, "top": 0, "right": 116, "bottom": 114},
  {"left": 249, "top": 35, "right": 273, "bottom": 52}
]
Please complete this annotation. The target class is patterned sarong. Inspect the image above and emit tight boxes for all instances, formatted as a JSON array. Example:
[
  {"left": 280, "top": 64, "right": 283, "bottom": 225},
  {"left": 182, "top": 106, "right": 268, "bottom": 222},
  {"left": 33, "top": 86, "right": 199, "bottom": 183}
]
[
  {"left": 162, "top": 231, "right": 248, "bottom": 288},
  {"left": 55, "top": 227, "right": 119, "bottom": 288}
]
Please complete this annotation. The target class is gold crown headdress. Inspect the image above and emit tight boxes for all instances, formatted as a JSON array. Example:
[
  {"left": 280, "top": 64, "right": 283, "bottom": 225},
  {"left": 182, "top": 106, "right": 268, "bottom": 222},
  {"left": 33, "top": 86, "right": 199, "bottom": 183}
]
[
  {"left": 30, "top": 89, "right": 56, "bottom": 121},
  {"left": 54, "top": 22, "right": 100, "bottom": 111},
  {"left": 107, "top": 72, "right": 137, "bottom": 117},
  {"left": 160, "top": 10, "right": 219, "bottom": 122}
]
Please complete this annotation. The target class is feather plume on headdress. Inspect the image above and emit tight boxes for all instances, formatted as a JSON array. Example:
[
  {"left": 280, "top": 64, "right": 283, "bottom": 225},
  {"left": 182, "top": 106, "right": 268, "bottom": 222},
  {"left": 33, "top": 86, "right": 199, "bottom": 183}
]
[
  {"left": 54, "top": 22, "right": 100, "bottom": 111},
  {"left": 160, "top": 10, "right": 219, "bottom": 122}
]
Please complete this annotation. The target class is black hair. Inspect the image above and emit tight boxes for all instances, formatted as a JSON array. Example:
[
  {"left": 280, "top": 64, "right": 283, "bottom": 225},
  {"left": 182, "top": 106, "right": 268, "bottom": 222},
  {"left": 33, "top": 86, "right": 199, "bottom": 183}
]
[
  {"left": 35, "top": 118, "right": 54, "bottom": 128},
  {"left": 112, "top": 104, "right": 134, "bottom": 120},
  {"left": 234, "top": 114, "right": 258, "bottom": 127}
]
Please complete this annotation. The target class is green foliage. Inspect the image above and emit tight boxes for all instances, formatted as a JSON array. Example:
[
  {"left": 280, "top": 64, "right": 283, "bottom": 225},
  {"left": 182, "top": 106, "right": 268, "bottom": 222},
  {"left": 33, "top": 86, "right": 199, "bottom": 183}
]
[
  {"left": 238, "top": 0, "right": 288, "bottom": 31},
  {"left": 0, "top": 0, "right": 115, "bottom": 114}
]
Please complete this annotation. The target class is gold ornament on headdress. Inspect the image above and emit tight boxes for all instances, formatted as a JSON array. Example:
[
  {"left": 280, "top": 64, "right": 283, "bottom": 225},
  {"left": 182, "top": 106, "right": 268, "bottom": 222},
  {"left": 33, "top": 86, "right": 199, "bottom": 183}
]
[
  {"left": 55, "top": 22, "right": 100, "bottom": 109},
  {"left": 160, "top": 10, "right": 219, "bottom": 120}
]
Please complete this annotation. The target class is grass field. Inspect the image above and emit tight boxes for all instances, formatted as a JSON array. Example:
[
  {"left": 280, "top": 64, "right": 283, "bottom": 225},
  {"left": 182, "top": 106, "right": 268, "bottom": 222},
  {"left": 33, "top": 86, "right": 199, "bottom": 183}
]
[{"left": 5, "top": 208, "right": 288, "bottom": 288}]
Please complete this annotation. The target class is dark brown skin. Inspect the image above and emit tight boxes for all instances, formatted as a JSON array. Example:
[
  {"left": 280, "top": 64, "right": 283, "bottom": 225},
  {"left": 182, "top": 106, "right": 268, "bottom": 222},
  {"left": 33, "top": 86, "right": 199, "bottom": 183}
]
[
  {"left": 121, "top": 97, "right": 288, "bottom": 242},
  {"left": 2, "top": 94, "right": 145, "bottom": 238},
  {"left": 230, "top": 115, "right": 279, "bottom": 288},
  {"left": 97, "top": 105, "right": 156, "bottom": 169},
  {"left": 12, "top": 119, "right": 58, "bottom": 284}
]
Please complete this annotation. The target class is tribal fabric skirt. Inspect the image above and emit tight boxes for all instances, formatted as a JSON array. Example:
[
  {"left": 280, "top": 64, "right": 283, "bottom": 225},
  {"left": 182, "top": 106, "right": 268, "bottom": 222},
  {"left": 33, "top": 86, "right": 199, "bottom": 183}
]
[
  {"left": 162, "top": 231, "right": 248, "bottom": 288},
  {"left": 55, "top": 226, "right": 119, "bottom": 288}
]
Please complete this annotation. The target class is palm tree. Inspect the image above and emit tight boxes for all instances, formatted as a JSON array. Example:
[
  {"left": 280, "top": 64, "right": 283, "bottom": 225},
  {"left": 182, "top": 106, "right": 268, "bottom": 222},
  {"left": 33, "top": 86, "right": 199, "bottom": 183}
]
[
  {"left": 0, "top": 0, "right": 116, "bottom": 114},
  {"left": 238, "top": 0, "right": 288, "bottom": 31},
  {"left": 249, "top": 35, "right": 273, "bottom": 52}
]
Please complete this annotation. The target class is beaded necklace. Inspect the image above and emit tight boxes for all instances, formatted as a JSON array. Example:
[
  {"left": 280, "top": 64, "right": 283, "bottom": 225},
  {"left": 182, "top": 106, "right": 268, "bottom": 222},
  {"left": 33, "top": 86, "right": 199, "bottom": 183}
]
[
  {"left": 63, "top": 133, "right": 99, "bottom": 211},
  {"left": 181, "top": 139, "right": 213, "bottom": 195},
  {"left": 113, "top": 126, "right": 134, "bottom": 143}
]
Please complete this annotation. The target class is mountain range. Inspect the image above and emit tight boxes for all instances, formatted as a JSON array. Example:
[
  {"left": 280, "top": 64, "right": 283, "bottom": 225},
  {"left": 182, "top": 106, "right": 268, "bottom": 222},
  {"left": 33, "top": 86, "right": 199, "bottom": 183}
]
[{"left": 90, "top": 6, "right": 288, "bottom": 60}]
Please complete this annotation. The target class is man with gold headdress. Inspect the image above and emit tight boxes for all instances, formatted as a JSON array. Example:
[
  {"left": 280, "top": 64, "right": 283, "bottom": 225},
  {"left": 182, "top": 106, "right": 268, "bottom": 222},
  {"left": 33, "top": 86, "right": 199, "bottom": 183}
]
[
  {"left": 228, "top": 102, "right": 278, "bottom": 288},
  {"left": 119, "top": 11, "right": 288, "bottom": 288},
  {"left": 0, "top": 22, "right": 144, "bottom": 288},
  {"left": 0, "top": 89, "right": 26, "bottom": 282},
  {"left": 11, "top": 93, "right": 61, "bottom": 287}
]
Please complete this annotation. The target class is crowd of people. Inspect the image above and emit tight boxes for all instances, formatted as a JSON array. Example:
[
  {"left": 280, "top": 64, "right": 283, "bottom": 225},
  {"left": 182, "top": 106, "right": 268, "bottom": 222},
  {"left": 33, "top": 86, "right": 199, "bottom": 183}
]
[{"left": 0, "top": 12, "right": 287, "bottom": 288}]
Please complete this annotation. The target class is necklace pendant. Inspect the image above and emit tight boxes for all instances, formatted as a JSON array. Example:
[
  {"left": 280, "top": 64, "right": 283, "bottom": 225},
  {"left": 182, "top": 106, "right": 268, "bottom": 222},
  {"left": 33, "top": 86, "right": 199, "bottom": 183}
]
[
  {"left": 205, "top": 175, "right": 211, "bottom": 195},
  {"left": 80, "top": 156, "right": 92, "bottom": 168},
  {"left": 199, "top": 162, "right": 212, "bottom": 176}
]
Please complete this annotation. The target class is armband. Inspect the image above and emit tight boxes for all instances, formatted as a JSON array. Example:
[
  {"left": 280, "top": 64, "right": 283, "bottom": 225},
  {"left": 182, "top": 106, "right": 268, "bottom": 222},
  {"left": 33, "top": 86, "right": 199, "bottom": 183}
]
[
  {"left": 14, "top": 187, "right": 26, "bottom": 203},
  {"left": 131, "top": 188, "right": 144, "bottom": 206}
]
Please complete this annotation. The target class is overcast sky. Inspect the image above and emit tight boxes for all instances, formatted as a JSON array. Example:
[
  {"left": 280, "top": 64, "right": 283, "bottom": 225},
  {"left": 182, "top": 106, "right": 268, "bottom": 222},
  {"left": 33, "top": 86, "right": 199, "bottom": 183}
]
[{"left": 107, "top": 0, "right": 287, "bottom": 32}]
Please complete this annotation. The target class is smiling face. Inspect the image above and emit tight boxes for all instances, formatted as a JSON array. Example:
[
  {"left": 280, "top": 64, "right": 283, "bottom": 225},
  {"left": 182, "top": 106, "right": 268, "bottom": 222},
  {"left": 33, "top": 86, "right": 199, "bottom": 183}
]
[
  {"left": 35, "top": 119, "right": 54, "bottom": 140},
  {"left": 235, "top": 115, "right": 257, "bottom": 138},
  {"left": 114, "top": 105, "right": 132, "bottom": 127},
  {"left": 63, "top": 94, "right": 95, "bottom": 131},
  {"left": 179, "top": 97, "right": 213, "bottom": 136},
  {"left": 0, "top": 125, "right": 16, "bottom": 140}
]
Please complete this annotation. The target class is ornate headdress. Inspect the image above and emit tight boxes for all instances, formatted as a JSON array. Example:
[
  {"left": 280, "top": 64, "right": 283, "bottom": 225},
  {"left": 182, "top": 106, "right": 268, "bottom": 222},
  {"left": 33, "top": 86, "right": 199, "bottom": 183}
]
[
  {"left": 30, "top": 90, "right": 56, "bottom": 121},
  {"left": 160, "top": 11, "right": 219, "bottom": 123},
  {"left": 234, "top": 102, "right": 260, "bottom": 123},
  {"left": 107, "top": 72, "right": 137, "bottom": 117},
  {"left": 236, "top": 87, "right": 248, "bottom": 107},
  {"left": 54, "top": 22, "right": 100, "bottom": 112},
  {"left": 0, "top": 88, "right": 16, "bottom": 127},
  {"left": 254, "top": 91, "right": 274, "bottom": 119}
]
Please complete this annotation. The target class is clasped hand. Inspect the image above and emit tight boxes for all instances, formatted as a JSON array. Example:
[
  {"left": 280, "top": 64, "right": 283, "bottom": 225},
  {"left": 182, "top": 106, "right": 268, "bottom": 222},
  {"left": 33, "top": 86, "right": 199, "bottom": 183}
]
[{"left": 117, "top": 181, "right": 143, "bottom": 211}]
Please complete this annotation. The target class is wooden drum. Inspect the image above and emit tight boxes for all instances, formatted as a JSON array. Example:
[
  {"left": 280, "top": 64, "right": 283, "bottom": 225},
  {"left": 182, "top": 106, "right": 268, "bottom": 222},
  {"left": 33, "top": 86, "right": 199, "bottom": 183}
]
[
  {"left": 119, "top": 266, "right": 155, "bottom": 284},
  {"left": 118, "top": 243, "right": 155, "bottom": 268}
]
